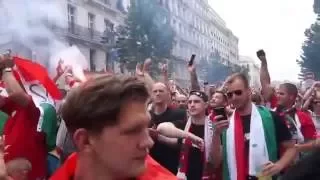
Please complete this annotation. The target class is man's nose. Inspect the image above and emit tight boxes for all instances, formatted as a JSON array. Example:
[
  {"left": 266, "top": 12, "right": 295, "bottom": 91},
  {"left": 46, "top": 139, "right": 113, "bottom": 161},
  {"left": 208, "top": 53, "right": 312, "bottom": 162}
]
[{"left": 139, "top": 129, "right": 154, "bottom": 150}]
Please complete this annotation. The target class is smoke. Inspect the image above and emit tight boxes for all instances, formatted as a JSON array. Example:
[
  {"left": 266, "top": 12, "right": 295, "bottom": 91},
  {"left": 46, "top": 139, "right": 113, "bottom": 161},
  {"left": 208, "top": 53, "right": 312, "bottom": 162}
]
[
  {"left": 0, "top": 0, "right": 67, "bottom": 64},
  {"left": 0, "top": 0, "right": 89, "bottom": 82}
]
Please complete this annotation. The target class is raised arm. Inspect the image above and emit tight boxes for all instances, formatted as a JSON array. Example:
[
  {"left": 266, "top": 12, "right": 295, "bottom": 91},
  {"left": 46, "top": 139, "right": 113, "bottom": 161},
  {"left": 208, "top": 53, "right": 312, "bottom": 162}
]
[
  {"left": 258, "top": 50, "right": 274, "bottom": 101},
  {"left": 188, "top": 63, "right": 200, "bottom": 91},
  {"left": 157, "top": 122, "right": 203, "bottom": 148},
  {"left": 0, "top": 56, "right": 29, "bottom": 107}
]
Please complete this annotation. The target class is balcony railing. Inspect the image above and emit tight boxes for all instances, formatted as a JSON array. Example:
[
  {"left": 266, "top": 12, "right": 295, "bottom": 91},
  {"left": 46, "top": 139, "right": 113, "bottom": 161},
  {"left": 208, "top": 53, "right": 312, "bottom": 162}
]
[{"left": 46, "top": 21, "right": 110, "bottom": 46}]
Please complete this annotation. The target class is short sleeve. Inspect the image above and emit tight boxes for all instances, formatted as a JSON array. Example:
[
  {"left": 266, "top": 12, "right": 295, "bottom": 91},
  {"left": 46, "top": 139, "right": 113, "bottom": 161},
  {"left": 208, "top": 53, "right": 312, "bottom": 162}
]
[
  {"left": 271, "top": 111, "right": 292, "bottom": 143},
  {"left": 172, "top": 120, "right": 186, "bottom": 130},
  {"left": 175, "top": 109, "right": 187, "bottom": 121}
]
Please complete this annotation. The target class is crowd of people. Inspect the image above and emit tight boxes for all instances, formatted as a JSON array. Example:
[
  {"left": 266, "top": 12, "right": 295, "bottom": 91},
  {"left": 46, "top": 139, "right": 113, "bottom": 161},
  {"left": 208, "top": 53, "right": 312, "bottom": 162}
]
[{"left": 0, "top": 50, "right": 319, "bottom": 180}]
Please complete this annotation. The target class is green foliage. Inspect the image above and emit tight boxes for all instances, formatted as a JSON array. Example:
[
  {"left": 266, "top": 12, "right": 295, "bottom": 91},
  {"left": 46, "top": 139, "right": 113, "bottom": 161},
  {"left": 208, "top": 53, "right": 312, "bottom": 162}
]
[
  {"left": 199, "top": 52, "right": 249, "bottom": 84},
  {"left": 116, "top": 0, "right": 175, "bottom": 75},
  {"left": 298, "top": 22, "right": 320, "bottom": 79}
]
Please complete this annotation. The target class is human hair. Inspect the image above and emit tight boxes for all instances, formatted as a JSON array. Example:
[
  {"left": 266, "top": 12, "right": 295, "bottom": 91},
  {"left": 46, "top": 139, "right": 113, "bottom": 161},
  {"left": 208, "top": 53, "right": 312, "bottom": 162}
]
[
  {"left": 280, "top": 83, "right": 298, "bottom": 98},
  {"left": 61, "top": 75, "right": 150, "bottom": 134},
  {"left": 225, "top": 73, "right": 249, "bottom": 88},
  {"left": 214, "top": 90, "right": 227, "bottom": 101},
  {"left": 6, "top": 158, "right": 32, "bottom": 175}
]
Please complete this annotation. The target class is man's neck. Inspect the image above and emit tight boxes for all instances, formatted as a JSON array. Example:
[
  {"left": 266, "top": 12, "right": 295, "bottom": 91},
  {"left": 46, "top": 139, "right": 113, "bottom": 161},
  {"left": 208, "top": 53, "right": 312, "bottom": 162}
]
[
  {"left": 238, "top": 102, "right": 252, "bottom": 116},
  {"left": 283, "top": 102, "right": 295, "bottom": 110},
  {"left": 153, "top": 103, "right": 168, "bottom": 115},
  {"left": 75, "top": 155, "right": 118, "bottom": 180},
  {"left": 191, "top": 114, "right": 206, "bottom": 125}
]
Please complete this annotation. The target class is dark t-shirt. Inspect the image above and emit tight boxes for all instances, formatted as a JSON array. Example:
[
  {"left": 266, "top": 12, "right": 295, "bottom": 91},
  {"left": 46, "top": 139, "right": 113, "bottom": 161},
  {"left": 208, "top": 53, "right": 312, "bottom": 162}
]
[
  {"left": 241, "top": 111, "right": 292, "bottom": 178},
  {"left": 149, "top": 108, "right": 186, "bottom": 174},
  {"left": 173, "top": 120, "right": 204, "bottom": 180},
  {"left": 282, "top": 149, "right": 320, "bottom": 180}
]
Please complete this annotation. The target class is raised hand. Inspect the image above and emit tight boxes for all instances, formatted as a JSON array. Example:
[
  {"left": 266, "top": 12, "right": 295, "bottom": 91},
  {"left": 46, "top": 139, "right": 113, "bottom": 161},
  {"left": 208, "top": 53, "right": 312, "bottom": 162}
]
[
  {"left": 143, "top": 58, "right": 152, "bottom": 73},
  {"left": 160, "top": 63, "right": 168, "bottom": 74},
  {"left": 135, "top": 62, "right": 144, "bottom": 77},
  {"left": 187, "top": 133, "right": 204, "bottom": 150},
  {"left": 256, "top": 49, "right": 266, "bottom": 62},
  {"left": 187, "top": 62, "right": 196, "bottom": 73}
]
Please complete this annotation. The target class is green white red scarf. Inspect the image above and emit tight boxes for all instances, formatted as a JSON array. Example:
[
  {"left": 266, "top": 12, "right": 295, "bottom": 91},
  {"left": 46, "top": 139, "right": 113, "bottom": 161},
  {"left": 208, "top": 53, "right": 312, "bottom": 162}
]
[
  {"left": 176, "top": 116, "right": 214, "bottom": 180},
  {"left": 222, "top": 104, "right": 277, "bottom": 180}
]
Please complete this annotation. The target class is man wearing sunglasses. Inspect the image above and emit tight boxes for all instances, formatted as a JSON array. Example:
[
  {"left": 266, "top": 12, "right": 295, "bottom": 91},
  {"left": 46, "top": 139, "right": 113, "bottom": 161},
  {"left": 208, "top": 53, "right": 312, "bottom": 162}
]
[{"left": 211, "top": 73, "right": 296, "bottom": 180}]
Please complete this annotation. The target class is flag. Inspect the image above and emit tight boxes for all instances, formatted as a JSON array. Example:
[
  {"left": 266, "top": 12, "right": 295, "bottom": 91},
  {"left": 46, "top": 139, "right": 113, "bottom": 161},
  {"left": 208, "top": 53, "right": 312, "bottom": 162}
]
[
  {"left": 13, "top": 56, "right": 61, "bottom": 150},
  {"left": 14, "top": 56, "right": 62, "bottom": 101}
]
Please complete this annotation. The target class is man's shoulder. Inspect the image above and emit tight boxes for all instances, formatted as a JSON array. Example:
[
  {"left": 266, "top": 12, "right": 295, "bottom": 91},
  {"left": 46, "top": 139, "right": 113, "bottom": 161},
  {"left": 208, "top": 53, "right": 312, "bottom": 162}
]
[
  {"left": 172, "top": 119, "right": 187, "bottom": 130},
  {"left": 164, "top": 108, "right": 186, "bottom": 118},
  {"left": 256, "top": 105, "right": 276, "bottom": 117}
]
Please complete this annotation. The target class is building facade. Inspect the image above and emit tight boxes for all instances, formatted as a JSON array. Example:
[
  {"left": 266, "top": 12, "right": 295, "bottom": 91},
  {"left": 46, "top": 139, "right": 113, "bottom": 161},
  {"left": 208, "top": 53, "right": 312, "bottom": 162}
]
[
  {"left": 239, "top": 56, "right": 260, "bottom": 88},
  {"left": 0, "top": 0, "right": 128, "bottom": 72},
  {"left": 157, "top": 0, "right": 239, "bottom": 87},
  {"left": 57, "top": 0, "right": 128, "bottom": 72}
]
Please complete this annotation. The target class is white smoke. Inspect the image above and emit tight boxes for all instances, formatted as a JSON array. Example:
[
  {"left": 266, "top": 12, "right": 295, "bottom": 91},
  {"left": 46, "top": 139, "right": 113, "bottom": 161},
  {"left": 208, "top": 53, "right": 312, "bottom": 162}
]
[
  {"left": 0, "top": 0, "right": 88, "bottom": 81},
  {"left": 0, "top": 0, "right": 67, "bottom": 60}
]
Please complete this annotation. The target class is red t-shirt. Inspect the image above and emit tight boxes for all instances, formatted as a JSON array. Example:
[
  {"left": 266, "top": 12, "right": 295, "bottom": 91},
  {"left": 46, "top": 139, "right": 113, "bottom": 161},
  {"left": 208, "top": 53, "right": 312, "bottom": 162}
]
[
  {"left": 50, "top": 154, "right": 176, "bottom": 180},
  {"left": 2, "top": 97, "right": 47, "bottom": 180}
]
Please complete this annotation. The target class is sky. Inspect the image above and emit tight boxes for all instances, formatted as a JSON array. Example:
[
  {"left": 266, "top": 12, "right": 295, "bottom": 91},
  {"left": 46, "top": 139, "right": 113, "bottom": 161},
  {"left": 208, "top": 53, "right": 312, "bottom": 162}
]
[{"left": 208, "top": 0, "right": 317, "bottom": 81}]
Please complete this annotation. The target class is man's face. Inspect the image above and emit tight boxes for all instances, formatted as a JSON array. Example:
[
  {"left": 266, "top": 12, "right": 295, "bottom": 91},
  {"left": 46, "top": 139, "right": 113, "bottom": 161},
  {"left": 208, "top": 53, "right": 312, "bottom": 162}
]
[
  {"left": 226, "top": 79, "right": 251, "bottom": 110},
  {"left": 276, "top": 85, "right": 295, "bottom": 107},
  {"left": 210, "top": 92, "right": 226, "bottom": 108},
  {"left": 151, "top": 83, "right": 169, "bottom": 104},
  {"left": 188, "top": 95, "right": 207, "bottom": 116},
  {"left": 89, "top": 101, "right": 154, "bottom": 179},
  {"left": 176, "top": 95, "right": 187, "bottom": 109}
]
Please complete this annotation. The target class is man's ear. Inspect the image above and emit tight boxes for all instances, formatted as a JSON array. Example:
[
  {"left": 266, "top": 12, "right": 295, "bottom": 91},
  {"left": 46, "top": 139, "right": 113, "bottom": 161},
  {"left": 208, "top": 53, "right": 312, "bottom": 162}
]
[{"left": 73, "top": 128, "right": 93, "bottom": 153}]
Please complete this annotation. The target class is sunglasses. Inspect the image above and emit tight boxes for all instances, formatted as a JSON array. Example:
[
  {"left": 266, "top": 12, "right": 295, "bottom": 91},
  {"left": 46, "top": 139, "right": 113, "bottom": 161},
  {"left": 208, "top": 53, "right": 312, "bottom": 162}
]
[
  {"left": 189, "top": 91, "right": 208, "bottom": 101},
  {"left": 313, "top": 101, "right": 320, "bottom": 105},
  {"left": 227, "top": 90, "right": 243, "bottom": 98}
]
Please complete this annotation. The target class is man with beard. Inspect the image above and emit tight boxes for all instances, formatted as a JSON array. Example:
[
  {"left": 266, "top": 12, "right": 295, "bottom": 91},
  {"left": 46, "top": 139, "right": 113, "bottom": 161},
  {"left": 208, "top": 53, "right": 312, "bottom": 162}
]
[{"left": 212, "top": 73, "right": 296, "bottom": 180}]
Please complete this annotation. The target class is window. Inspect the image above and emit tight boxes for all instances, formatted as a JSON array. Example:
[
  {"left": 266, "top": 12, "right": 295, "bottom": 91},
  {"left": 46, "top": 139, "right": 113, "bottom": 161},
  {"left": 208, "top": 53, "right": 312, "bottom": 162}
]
[
  {"left": 68, "top": 5, "right": 76, "bottom": 23},
  {"left": 104, "top": 19, "right": 114, "bottom": 31},
  {"left": 89, "top": 49, "right": 96, "bottom": 71},
  {"left": 88, "top": 13, "right": 95, "bottom": 30},
  {"left": 67, "top": 5, "right": 76, "bottom": 33}
]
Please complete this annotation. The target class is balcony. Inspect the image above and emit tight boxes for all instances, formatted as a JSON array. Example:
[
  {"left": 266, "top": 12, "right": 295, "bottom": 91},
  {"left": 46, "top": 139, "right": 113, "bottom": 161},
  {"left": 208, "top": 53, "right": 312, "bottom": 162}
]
[
  {"left": 46, "top": 21, "right": 112, "bottom": 47},
  {"left": 86, "top": 0, "right": 118, "bottom": 16}
]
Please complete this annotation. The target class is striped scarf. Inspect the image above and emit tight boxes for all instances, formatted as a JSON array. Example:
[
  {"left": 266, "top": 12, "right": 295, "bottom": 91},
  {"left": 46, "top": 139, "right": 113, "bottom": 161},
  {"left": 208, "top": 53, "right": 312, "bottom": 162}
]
[
  {"left": 176, "top": 116, "right": 214, "bottom": 180},
  {"left": 222, "top": 104, "right": 277, "bottom": 180}
]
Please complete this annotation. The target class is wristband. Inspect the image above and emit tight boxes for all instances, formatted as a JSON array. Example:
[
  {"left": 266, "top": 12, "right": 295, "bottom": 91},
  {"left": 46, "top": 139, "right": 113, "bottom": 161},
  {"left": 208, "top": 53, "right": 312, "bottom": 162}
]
[{"left": 2, "top": 67, "right": 12, "bottom": 73}]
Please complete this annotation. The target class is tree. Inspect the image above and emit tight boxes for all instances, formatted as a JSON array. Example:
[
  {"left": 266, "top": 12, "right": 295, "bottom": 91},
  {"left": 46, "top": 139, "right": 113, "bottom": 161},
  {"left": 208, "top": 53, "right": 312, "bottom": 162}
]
[
  {"left": 298, "top": 22, "right": 320, "bottom": 79},
  {"left": 198, "top": 52, "right": 249, "bottom": 84},
  {"left": 116, "top": 0, "right": 175, "bottom": 76}
]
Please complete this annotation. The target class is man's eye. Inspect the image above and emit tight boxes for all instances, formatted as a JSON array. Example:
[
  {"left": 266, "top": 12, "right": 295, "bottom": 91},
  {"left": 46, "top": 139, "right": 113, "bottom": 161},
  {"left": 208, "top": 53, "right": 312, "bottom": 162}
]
[{"left": 125, "top": 128, "right": 142, "bottom": 134}]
